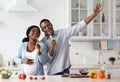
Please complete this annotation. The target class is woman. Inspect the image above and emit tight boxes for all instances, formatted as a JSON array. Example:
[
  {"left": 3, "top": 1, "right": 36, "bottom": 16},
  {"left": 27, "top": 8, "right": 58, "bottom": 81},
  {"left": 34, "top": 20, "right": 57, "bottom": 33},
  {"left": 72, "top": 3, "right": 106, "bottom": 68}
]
[{"left": 14, "top": 25, "right": 49, "bottom": 75}]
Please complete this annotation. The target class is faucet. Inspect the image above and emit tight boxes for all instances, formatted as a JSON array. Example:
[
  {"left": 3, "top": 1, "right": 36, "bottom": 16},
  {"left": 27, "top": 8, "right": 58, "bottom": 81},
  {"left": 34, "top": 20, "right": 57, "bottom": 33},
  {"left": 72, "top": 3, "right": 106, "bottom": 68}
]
[{"left": 98, "top": 52, "right": 102, "bottom": 65}]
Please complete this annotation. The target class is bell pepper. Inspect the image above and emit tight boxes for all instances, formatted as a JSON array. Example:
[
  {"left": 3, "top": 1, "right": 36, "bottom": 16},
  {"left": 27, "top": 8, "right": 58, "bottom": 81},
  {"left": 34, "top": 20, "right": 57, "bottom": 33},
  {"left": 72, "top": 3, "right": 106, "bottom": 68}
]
[
  {"left": 89, "top": 70, "right": 97, "bottom": 78},
  {"left": 98, "top": 70, "right": 105, "bottom": 79}
]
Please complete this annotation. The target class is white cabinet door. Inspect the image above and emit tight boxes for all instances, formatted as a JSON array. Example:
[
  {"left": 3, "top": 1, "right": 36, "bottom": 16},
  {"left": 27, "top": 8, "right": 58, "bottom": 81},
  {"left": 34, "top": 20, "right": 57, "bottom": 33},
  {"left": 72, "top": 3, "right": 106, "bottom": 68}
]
[
  {"left": 113, "top": 0, "right": 120, "bottom": 39},
  {"left": 91, "top": 0, "right": 111, "bottom": 39},
  {"left": 70, "top": 0, "right": 112, "bottom": 41},
  {"left": 70, "top": 0, "right": 89, "bottom": 37}
]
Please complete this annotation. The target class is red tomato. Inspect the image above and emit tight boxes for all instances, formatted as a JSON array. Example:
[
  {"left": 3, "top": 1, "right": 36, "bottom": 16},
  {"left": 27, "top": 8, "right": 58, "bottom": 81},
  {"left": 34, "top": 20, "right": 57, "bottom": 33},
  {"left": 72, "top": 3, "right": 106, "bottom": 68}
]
[
  {"left": 18, "top": 74, "right": 22, "bottom": 79},
  {"left": 18, "top": 74, "right": 26, "bottom": 80},
  {"left": 34, "top": 77, "right": 37, "bottom": 80},
  {"left": 29, "top": 76, "right": 33, "bottom": 80},
  {"left": 41, "top": 76, "right": 45, "bottom": 80},
  {"left": 21, "top": 74, "right": 26, "bottom": 80}
]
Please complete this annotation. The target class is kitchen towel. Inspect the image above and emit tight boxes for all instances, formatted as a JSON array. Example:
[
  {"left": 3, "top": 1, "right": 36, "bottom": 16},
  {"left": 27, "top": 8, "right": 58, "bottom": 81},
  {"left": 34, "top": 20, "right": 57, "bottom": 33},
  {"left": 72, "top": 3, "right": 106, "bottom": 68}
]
[
  {"left": 107, "top": 40, "right": 114, "bottom": 50},
  {"left": 93, "top": 41, "right": 100, "bottom": 50},
  {"left": 100, "top": 41, "right": 108, "bottom": 50}
]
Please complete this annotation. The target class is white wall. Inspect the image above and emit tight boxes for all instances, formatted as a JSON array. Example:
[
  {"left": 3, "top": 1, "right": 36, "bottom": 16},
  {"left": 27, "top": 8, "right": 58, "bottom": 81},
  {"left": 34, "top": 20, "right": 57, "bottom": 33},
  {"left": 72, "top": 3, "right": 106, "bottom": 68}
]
[{"left": 0, "top": 0, "right": 69, "bottom": 66}]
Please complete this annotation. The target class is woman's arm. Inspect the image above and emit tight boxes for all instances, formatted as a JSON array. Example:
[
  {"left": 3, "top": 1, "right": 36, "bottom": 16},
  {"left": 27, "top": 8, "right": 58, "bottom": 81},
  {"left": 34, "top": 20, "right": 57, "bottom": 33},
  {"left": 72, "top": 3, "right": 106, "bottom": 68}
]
[{"left": 14, "top": 43, "right": 23, "bottom": 64}]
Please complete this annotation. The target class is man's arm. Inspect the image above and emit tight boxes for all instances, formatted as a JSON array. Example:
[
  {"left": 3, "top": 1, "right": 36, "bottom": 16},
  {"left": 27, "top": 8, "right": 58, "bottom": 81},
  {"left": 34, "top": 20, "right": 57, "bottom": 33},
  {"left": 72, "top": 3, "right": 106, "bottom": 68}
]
[
  {"left": 48, "top": 40, "right": 56, "bottom": 56},
  {"left": 85, "top": 2, "right": 102, "bottom": 24}
]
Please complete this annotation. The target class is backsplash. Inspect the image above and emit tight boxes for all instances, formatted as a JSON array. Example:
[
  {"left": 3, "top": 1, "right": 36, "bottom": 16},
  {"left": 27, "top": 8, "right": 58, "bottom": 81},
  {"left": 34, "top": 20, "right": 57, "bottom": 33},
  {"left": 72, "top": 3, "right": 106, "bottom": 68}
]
[{"left": 69, "top": 41, "right": 120, "bottom": 66}]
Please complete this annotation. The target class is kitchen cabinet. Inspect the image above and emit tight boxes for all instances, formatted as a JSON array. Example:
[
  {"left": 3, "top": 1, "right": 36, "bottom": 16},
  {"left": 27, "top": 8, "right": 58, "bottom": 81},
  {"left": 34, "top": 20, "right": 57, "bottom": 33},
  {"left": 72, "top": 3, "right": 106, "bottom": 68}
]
[
  {"left": 70, "top": 0, "right": 89, "bottom": 37},
  {"left": 113, "top": 0, "right": 120, "bottom": 39},
  {"left": 70, "top": 0, "right": 116, "bottom": 41}
]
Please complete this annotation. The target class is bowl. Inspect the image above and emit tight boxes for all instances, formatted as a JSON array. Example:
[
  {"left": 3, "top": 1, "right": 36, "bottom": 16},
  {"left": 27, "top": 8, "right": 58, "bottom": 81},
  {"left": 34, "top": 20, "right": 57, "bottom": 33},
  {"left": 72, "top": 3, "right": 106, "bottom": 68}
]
[
  {"left": 0, "top": 69, "right": 12, "bottom": 79},
  {"left": 79, "top": 69, "right": 88, "bottom": 75}
]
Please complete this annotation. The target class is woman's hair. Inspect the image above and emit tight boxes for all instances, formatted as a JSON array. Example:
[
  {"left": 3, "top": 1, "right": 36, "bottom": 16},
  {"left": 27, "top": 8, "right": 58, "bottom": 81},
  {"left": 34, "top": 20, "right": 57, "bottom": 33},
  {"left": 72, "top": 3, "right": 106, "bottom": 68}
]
[{"left": 22, "top": 25, "right": 40, "bottom": 42}]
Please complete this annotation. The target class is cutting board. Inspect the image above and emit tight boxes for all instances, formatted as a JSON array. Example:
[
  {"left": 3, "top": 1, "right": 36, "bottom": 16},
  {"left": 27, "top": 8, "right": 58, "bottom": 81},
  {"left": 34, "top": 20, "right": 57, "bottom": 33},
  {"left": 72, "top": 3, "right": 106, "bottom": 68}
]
[
  {"left": 70, "top": 74, "right": 89, "bottom": 78},
  {"left": 62, "top": 74, "right": 89, "bottom": 78}
]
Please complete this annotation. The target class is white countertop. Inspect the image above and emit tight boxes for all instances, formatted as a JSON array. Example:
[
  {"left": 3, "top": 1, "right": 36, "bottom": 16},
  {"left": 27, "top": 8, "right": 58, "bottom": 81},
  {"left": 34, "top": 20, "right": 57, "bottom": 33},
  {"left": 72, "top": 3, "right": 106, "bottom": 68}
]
[
  {"left": 1, "top": 64, "right": 120, "bottom": 71},
  {"left": 0, "top": 75, "right": 120, "bottom": 82}
]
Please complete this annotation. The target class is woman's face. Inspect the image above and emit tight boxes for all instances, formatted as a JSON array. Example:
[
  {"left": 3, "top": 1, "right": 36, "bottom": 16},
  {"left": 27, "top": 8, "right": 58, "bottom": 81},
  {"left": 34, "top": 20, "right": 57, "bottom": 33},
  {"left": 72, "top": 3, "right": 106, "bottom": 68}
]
[
  {"left": 29, "top": 27, "right": 40, "bottom": 41},
  {"left": 41, "top": 21, "right": 54, "bottom": 37}
]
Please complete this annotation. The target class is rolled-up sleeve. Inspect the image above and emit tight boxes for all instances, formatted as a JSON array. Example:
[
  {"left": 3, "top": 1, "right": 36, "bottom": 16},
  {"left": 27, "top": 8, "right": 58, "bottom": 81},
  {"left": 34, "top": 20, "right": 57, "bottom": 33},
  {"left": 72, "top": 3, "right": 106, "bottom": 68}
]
[
  {"left": 37, "top": 42, "right": 49, "bottom": 65},
  {"left": 14, "top": 44, "right": 23, "bottom": 64},
  {"left": 65, "top": 20, "right": 87, "bottom": 38}
]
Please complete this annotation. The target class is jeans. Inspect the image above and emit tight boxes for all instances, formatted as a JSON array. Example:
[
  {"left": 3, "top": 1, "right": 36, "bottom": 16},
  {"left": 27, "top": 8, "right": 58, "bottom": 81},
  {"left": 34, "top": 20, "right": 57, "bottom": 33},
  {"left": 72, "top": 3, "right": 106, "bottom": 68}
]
[{"left": 54, "top": 68, "right": 70, "bottom": 75}]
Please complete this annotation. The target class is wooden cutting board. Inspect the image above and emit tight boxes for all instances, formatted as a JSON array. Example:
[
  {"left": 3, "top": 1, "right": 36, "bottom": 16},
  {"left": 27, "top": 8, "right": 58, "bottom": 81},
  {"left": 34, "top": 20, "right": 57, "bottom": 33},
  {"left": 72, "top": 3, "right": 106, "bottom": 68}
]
[
  {"left": 62, "top": 74, "right": 89, "bottom": 78},
  {"left": 70, "top": 74, "right": 89, "bottom": 78}
]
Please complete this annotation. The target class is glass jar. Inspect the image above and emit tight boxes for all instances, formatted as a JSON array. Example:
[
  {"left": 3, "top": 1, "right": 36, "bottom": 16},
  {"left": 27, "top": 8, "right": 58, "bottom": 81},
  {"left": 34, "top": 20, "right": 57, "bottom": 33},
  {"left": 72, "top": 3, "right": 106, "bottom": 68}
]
[{"left": 106, "top": 70, "right": 111, "bottom": 79}]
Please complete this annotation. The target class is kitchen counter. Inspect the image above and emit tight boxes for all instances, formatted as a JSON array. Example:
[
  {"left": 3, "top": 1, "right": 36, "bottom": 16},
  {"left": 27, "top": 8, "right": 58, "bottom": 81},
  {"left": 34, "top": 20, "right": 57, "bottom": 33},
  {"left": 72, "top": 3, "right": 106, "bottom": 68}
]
[
  {"left": 71, "top": 64, "right": 120, "bottom": 70},
  {"left": 1, "top": 64, "right": 120, "bottom": 71},
  {"left": 0, "top": 75, "right": 120, "bottom": 82}
]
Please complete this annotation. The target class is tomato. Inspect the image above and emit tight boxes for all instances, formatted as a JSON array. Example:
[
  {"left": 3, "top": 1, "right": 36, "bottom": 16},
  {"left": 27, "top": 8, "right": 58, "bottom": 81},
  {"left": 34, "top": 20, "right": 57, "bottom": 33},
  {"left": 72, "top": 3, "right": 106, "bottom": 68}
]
[
  {"left": 41, "top": 76, "right": 45, "bottom": 80},
  {"left": 29, "top": 76, "right": 33, "bottom": 80},
  {"left": 98, "top": 71, "right": 105, "bottom": 79},
  {"left": 18, "top": 74, "right": 26, "bottom": 80},
  {"left": 21, "top": 74, "right": 26, "bottom": 80},
  {"left": 34, "top": 77, "right": 37, "bottom": 80},
  {"left": 18, "top": 74, "right": 22, "bottom": 79}
]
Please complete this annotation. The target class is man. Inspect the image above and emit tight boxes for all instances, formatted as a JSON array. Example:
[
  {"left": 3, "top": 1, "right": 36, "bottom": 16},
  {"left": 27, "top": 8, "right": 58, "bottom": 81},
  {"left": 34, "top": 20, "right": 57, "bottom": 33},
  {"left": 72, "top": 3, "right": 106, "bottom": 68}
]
[{"left": 40, "top": 3, "right": 102, "bottom": 75}]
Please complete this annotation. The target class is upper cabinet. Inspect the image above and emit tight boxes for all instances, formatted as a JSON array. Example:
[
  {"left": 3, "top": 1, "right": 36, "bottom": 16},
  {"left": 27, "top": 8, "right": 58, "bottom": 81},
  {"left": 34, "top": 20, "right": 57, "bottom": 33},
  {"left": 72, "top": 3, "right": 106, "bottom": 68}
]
[
  {"left": 113, "top": 0, "right": 120, "bottom": 39},
  {"left": 70, "top": 0, "right": 115, "bottom": 41},
  {"left": 70, "top": 0, "right": 89, "bottom": 37},
  {"left": 92, "top": 0, "right": 111, "bottom": 39}
]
